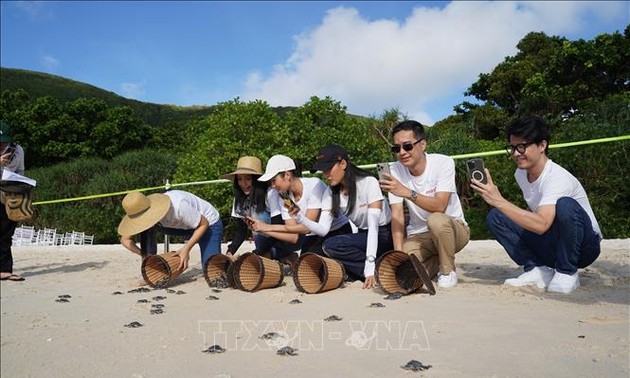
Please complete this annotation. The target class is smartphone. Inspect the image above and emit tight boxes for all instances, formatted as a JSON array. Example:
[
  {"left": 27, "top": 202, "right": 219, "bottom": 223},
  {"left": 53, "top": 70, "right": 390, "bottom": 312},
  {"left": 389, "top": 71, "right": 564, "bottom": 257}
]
[
  {"left": 376, "top": 163, "right": 391, "bottom": 180},
  {"left": 466, "top": 158, "right": 488, "bottom": 184},
  {"left": 278, "top": 191, "right": 299, "bottom": 211}
]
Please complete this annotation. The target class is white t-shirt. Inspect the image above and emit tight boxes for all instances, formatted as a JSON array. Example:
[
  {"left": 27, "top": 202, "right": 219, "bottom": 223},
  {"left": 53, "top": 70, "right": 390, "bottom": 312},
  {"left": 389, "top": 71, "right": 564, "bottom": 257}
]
[
  {"left": 388, "top": 153, "right": 466, "bottom": 235},
  {"left": 280, "top": 177, "right": 348, "bottom": 234},
  {"left": 339, "top": 176, "right": 390, "bottom": 229},
  {"left": 515, "top": 159, "right": 601, "bottom": 238},
  {"left": 160, "top": 190, "right": 220, "bottom": 229}
]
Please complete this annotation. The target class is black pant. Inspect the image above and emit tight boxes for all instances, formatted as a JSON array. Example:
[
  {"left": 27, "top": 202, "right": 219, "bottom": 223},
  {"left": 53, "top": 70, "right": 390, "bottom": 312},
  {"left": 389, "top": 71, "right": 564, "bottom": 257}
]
[{"left": 0, "top": 203, "right": 17, "bottom": 273}]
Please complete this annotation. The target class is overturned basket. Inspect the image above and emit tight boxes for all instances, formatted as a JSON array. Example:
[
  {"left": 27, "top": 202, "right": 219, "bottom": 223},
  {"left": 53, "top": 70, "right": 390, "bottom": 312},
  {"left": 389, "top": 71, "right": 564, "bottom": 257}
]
[
  {"left": 141, "top": 251, "right": 182, "bottom": 289},
  {"left": 375, "top": 250, "right": 435, "bottom": 295},
  {"left": 232, "top": 252, "right": 284, "bottom": 292},
  {"left": 204, "top": 253, "right": 236, "bottom": 288},
  {"left": 293, "top": 253, "right": 346, "bottom": 294}
]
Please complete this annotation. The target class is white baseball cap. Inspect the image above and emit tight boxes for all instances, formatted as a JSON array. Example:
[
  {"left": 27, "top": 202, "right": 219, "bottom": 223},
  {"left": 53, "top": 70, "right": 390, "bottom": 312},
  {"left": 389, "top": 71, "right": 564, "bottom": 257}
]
[{"left": 258, "top": 155, "right": 296, "bottom": 182}]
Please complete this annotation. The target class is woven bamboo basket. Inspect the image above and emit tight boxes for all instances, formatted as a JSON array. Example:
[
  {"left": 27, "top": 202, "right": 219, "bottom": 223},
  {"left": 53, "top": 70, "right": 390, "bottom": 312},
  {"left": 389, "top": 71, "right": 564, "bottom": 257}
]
[
  {"left": 141, "top": 251, "right": 182, "bottom": 289},
  {"left": 375, "top": 250, "right": 423, "bottom": 295},
  {"left": 203, "top": 253, "right": 236, "bottom": 288},
  {"left": 232, "top": 252, "right": 284, "bottom": 292},
  {"left": 293, "top": 253, "right": 345, "bottom": 294}
]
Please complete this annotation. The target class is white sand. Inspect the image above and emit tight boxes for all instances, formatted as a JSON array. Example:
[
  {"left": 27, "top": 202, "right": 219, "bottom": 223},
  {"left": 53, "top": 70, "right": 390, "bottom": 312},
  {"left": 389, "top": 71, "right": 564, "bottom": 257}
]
[{"left": 1, "top": 239, "right": 628, "bottom": 377}]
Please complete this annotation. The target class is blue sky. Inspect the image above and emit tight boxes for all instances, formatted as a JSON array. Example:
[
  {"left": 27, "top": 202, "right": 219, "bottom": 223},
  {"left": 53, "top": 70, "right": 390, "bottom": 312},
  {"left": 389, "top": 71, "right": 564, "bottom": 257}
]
[{"left": 1, "top": 1, "right": 628, "bottom": 125}]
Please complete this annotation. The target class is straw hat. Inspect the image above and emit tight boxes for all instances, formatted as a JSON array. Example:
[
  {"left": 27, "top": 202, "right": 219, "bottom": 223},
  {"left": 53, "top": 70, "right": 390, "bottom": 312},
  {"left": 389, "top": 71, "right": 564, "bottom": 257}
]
[
  {"left": 117, "top": 192, "right": 171, "bottom": 236},
  {"left": 220, "top": 156, "right": 263, "bottom": 180}
]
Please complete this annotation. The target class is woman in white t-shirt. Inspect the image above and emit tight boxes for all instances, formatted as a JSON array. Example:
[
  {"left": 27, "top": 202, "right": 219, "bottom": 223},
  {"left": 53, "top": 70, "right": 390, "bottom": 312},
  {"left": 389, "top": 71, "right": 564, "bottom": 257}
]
[
  {"left": 311, "top": 145, "right": 393, "bottom": 289},
  {"left": 251, "top": 155, "right": 352, "bottom": 262},
  {"left": 220, "top": 156, "right": 282, "bottom": 256}
]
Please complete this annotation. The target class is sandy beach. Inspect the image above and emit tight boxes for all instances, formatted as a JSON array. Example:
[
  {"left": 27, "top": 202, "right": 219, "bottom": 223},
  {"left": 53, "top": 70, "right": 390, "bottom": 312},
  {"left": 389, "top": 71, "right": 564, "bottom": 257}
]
[{"left": 1, "top": 239, "right": 628, "bottom": 378}]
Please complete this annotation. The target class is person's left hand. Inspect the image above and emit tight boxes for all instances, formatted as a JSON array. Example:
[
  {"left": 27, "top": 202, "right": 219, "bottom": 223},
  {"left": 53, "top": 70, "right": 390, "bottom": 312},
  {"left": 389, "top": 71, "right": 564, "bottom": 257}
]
[{"left": 363, "top": 275, "right": 377, "bottom": 289}]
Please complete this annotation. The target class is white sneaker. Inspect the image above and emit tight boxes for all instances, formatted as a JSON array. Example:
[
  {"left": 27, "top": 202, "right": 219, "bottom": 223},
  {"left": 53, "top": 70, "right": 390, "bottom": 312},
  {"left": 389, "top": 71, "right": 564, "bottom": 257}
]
[
  {"left": 547, "top": 271, "right": 580, "bottom": 294},
  {"left": 437, "top": 271, "right": 458, "bottom": 288},
  {"left": 504, "top": 266, "right": 554, "bottom": 289}
]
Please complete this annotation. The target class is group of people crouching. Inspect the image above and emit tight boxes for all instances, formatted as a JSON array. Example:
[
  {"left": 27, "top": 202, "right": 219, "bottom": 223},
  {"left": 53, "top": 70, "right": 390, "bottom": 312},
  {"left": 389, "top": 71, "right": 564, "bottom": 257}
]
[{"left": 118, "top": 117, "right": 602, "bottom": 295}]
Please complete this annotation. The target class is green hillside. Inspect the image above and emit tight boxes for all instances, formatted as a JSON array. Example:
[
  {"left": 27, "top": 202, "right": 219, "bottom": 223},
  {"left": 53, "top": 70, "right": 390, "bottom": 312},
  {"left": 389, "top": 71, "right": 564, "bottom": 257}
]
[{"left": 0, "top": 67, "right": 218, "bottom": 126}]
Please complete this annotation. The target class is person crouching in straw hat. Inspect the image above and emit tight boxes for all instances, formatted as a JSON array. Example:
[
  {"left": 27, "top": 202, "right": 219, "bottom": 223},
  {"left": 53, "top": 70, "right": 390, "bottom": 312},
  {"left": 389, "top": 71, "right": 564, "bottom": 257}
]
[{"left": 118, "top": 190, "right": 223, "bottom": 273}]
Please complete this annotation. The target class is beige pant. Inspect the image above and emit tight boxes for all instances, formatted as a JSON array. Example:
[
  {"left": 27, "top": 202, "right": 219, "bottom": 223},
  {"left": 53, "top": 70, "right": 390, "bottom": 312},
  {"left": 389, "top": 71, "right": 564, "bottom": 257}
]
[{"left": 403, "top": 213, "right": 470, "bottom": 278}]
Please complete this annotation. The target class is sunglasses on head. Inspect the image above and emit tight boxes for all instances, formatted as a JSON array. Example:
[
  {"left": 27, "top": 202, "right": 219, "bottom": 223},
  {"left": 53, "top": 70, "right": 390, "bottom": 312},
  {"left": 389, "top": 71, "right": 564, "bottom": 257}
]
[{"left": 390, "top": 139, "right": 423, "bottom": 154}]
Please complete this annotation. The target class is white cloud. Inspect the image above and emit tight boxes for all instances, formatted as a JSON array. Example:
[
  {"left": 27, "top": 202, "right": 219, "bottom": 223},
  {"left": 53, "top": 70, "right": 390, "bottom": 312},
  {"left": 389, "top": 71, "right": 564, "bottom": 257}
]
[
  {"left": 41, "top": 54, "right": 59, "bottom": 70},
  {"left": 242, "top": 1, "right": 627, "bottom": 125},
  {"left": 120, "top": 82, "right": 146, "bottom": 100}
]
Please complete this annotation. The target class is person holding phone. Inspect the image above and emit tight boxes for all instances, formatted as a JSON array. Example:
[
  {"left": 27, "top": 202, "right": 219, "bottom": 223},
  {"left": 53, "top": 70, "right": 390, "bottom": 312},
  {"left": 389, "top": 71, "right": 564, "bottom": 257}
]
[
  {"left": 250, "top": 155, "right": 351, "bottom": 263},
  {"left": 379, "top": 120, "right": 470, "bottom": 289},
  {"left": 0, "top": 121, "right": 27, "bottom": 281},
  {"left": 220, "top": 156, "right": 283, "bottom": 256},
  {"left": 470, "top": 116, "right": 601, "bottom": 294},
  {"left": 311, "top": 144, "right": 394, "bottom": 289}
]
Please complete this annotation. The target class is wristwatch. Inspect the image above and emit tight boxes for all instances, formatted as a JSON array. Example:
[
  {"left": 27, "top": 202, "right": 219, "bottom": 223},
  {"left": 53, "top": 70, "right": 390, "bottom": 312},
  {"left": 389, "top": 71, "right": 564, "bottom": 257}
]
[{"left": 408, "top": 189, "right": 418, "bottom": 201}]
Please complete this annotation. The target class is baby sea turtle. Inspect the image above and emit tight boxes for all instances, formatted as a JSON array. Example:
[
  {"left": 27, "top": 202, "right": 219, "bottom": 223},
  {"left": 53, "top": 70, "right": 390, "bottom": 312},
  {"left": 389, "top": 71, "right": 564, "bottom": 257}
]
[
  {"left": 175, "top": 290, "right": 186, "bottom": 295},
  {"left": 165, "top": 289, "right": 176, "bottom": 294},
  {"left": 55, "top": 298, "right": 69, "bottom": 303},
  {"left": 202, "top": 345, "right": 226, "bottom": 354},
  {"left": 211, "top": 288, "right": 222, "bottom": 293},
  {"left": 289, "top": 299, "right": 302, "bottom": 304},
  {"left": 137, "top": 299, "right": 150, "bottom": 303},
  {"left": 124, "top": 321, "right": 143, "bottom": 328},
  {"left": 206, "top": 295, "right": 220, "bottom": 301},
  {"left": 368, "top": 302, "right": 385, "bottom": 308},
  {"left": 384, "top": 292, "right": 403, "bottom": 300},
  {"left": 401, "top": 360, "right": 432, "bottom": 371},
  {"left": 153, "top": 279, "right": 170, "bottom": 289},
  {"left": 151, "top": 304, "right": 165, "bottom": 309},
  {"left": 208, "top": 276, "right": 230, "bottom": 289},
  {"left": 324, "top": 315, "right": 343, "bottom": 322},
  {"left": 150, "top": 309, "right": 164, "bottom": 315},
  {"left": 111, "top": 291, "right": 124, "bottom": 295},
  {"left": 152, "top": 296, "right": 167, "bottom": 301},
  {"left": 58, "top": 294, "right": 72, "bottom": 299},
  {"left": 259, "top": 332, "right": 284, "bottom": 340},
  {"left": 127, "top": 287, "right": 151, "bottom": 293},
  {"left": 276, "top": 346, "right": 298, "bottom": 356}
]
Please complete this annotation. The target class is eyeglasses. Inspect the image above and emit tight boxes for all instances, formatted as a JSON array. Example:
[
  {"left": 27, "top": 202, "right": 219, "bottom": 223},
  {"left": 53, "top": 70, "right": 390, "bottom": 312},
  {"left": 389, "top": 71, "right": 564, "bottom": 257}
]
[
  {"left": 505, "top": 142, "right": 535, "bottom": 155},
  {"left": 390, "top": 139, "right": 423, "bottom": 154}
]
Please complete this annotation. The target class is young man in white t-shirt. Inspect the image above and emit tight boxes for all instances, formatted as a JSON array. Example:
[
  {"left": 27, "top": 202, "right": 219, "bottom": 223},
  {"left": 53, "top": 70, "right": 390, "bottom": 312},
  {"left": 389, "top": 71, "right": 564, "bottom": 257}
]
[
  {"left": 380, "top": 120, "right": 470, "bottom": 288},
  {"left": 470, "top": 116, "right": 601, "bottom": 294}
]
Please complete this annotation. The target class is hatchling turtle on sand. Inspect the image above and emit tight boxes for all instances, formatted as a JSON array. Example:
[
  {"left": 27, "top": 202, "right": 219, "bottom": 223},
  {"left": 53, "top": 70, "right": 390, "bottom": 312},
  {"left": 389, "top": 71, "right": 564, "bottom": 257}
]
[
  {"left": 112, "top": 291, "right": 124, "bottom": 295},
  {"left": 127, "top": 287, "right": 151, "bottom": 293},
  {"left": 368, "top": 302, "right": 385, "bottom": 308},
  {"left": 289, "top": 299, "right": 302, "bottom": 304},
  {"left": 401, "top": 360, "right": 432, "bottom": 371},
  {"left": 259, "top": 332, "right": 284, "bottom": 340},
  {"left": 152, "top": 296, "right": 167, "bottom": 301},
  {"left": 55, "top": 298, "right": 69, "bottom": 303},
  {"left": 384, "top": 292, "right": 403, "bottom": 300},
  {"left": 124, "top": 321, "right": 143, "bottom": 328},
  {"left": 202, "top": 345, "right": 226, "bottom": 354},
  {"left": 151, "top": 304, "right": 165, "bottom": 309},
  {"left": 276, "top": 346, "right": 298, "bottom": 356},
  {"left": 206, "top": 295, "right": 220, "bottom": 301},
  {"left": 58, "top": 294, "right": 72, "bottom": 298},
  {"left": 324, "top": 315, "right": 343, "bottom": 322},
  {"left": 137, "top": 299, "right": 150, "bottom": 303},
  {"left": 150, "top": 309, "right": 164, "bottom": 315}
]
